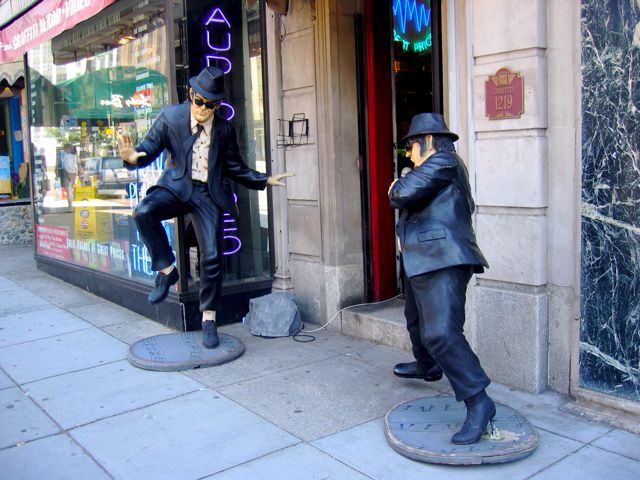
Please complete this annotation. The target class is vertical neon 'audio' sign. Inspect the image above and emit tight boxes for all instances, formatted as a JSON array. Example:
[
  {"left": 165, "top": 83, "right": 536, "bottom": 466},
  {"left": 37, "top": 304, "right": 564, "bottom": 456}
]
[
  {"left": 202, "top": 6, "right": 242, "bottom": 256},
  {"left": 204, "top": 7, "right": 235, "bottom": 120},
  {"left": 392, "top": 0, "right": 432, "bottom": 53}
]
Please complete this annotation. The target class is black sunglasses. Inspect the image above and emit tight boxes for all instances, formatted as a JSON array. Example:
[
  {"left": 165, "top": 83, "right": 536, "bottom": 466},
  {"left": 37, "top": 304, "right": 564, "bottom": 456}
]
[
  {"left": 406, "top": 139, "right": 417, "bottom": 150},
  {"left": 192, "top": 95, "right": 219, "bottom": 109}
]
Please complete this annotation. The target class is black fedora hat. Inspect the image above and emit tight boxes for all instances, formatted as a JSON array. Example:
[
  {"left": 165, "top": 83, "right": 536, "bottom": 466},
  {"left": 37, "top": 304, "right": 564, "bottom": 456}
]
[
  {"left": 404, "top": 112, "right": 458, "bottom": 142},
  {"left": 189, "top": 66, "right": 225, "bottom": 101}
]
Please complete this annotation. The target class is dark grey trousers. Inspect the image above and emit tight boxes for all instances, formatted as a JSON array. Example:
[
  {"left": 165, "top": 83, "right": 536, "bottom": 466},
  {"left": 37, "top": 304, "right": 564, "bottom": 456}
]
[
  {"left": 404, "top": 266, "right": 490, "bottom": 401},
  {"left": 133, "top": 182, "right": 222, "bottom": 311}
]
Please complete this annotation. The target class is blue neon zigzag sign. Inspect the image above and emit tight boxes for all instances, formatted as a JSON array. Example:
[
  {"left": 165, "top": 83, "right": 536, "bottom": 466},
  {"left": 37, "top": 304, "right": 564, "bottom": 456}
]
[{"left": 393, "top": 0, "right": 432, "bottom": 53}]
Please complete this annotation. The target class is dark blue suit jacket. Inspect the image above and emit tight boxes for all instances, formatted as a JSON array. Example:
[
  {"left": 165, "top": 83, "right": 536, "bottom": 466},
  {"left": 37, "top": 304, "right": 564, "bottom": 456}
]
[
  {"left": 389, "top": 151, "right": 489, "bottom": 278},
  {"left": 127, "top": 102, "right": 268, "bottom": 218}
]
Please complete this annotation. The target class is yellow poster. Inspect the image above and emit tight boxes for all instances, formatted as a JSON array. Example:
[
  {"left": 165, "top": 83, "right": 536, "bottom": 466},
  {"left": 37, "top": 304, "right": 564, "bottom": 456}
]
[{"left": 74, "top": 205, "right": 113, "bottom": 241}]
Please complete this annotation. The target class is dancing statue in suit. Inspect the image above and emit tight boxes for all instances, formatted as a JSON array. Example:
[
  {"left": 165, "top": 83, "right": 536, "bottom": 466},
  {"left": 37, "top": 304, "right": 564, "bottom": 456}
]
[
  {"left": 388, "top": 113, "right": 494, "bottom": 445},
  {"left": 118, "top": 66, "right": 293, "bottom": 349}
]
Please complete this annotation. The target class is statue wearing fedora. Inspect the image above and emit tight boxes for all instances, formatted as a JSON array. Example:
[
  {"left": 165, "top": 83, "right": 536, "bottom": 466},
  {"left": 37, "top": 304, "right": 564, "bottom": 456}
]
[
  {"left": 388, "top": 112, "right": 494, "bottom": 445},
  {"left": 118, "top": 66, "right": 293, "bottom": 349}
]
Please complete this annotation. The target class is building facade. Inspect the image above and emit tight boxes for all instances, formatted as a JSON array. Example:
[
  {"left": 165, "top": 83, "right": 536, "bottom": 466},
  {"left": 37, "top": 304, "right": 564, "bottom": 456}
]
[
  {"left": 266, "top": 0, "right": 639, "bottom": 425},
  {"left": 2, "top": 0, "right": 637, "bottom": 424}
]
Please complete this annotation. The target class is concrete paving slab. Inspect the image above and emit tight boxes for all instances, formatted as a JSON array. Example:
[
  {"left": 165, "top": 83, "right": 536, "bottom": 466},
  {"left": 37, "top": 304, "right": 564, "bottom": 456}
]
[
  {"left": 0, "top": 245, "right": 36, "bottom": 274},
  {"left": 0, "top": 288, "right": 50, "bottom": 318},
  {"left": 312, "top": 419, "right": 583, "bottom": 480},
  {"left": 25, "top": 360, "right": 202, "bottom": 429},
  {"left": 305, "top": 327, "right": 381, "bottom": 355},
  {"left": 0, "top": 328, "right": 127, "bottom": 384},
  {"left": 343, "top": 343, "right": 416, "bottom": 371},
  {"left": 487, "top": 383, "right": 612, "bottom": 443},
  {"left": 0, "top": 434, "right": 111, "bottom": 480},
  {"left": 185, "top": 325, "right": 340, "bottom": 388},
  {"left": 591, "top": 428, "right": 640, "bottom": 461},
  {"left": 68, "top": 300, "right": 148, "bottom": 327},
  {"left": 529, "top": 445, "right": 640, "bottom": 480},
  {"left": 0, "top": 307, "right": 91, "bottom": 347},
  {"left": 18, "top": 275, "right": 104, "bottom": 309},
  {"left": 0, "top": 387, "right": 60, "bottom": 449},
  {"left": 0, "top": 276, "right": 18, "bottom": 292},
  {"left": 0, "top": 367, "right": 14, "bottom": 389},
  {"left": 218, "top": 354, "right": 437, "bottom": 441},
  {"left": 204, "top": 443, "right": 371, "bottom": 480},
  {"left": 102, "top": 318, "right": 173, "bottom": 344},
  {"left": 343, "top": 344, "right": 456, "bottom": 396},
  {"left": 70, "top": 389, "right": 299, "bottom": 480}
]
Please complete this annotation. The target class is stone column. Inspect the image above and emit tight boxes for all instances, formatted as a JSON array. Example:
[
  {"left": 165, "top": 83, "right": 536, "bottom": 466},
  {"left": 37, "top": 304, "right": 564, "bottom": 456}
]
[{"left": 471, "top": 0, "right": 549, "bottom": 393}]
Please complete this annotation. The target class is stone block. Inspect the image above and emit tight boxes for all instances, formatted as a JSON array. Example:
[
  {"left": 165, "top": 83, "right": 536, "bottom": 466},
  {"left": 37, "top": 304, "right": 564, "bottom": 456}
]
[
  {"left": 281, "top": 30, "right": 315, "bottom": 90},
  {"left": 472, "top": 0, "right": 547, "bottom": 56},
  {"left": 287, "top": 204, "right": 321, "bottom": 257},
  {"left": 476, "top": 212, "right": 547, "bottom": 286},
  {"left": 476, "top": 134, "right": 548, "bottom": 208},
  {"left": 474, "top": 53, "right": 548, "bottom": 132},
  {"left": 475, "top": 285, "right": 548, "bottom": 393}
]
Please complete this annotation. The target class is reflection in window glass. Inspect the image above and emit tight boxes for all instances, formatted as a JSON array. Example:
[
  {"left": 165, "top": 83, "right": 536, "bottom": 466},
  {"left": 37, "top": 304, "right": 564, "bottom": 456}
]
[{"left": 28, "top": 1, "right": 170, "bottom": 285}]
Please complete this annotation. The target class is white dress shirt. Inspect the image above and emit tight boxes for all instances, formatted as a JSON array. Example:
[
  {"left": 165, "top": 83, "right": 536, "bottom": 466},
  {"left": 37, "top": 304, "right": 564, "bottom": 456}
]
[{"left": 190, "top": 114, "right": 214, "bottom": 183}]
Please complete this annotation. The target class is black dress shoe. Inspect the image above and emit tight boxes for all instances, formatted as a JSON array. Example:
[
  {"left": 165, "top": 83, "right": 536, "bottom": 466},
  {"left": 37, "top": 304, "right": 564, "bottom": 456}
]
[
  {"left": 393, "top": 361, "right": 443, "bottom": 382},
  {"left": 148, "top": 268, "right": 179, "bottom": 304},
  {"left": 451, "top": 390, "right": 496, "bottom": 445},
  {"left": 202, "top": 320, "right": 219, "bottom": 349}
]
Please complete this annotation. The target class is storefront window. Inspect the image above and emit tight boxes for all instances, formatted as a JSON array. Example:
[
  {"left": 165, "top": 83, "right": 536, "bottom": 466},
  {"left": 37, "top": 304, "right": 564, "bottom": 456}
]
[
  {"left": 28, "top": 0, "right": 271, "bottom": 294},
  {"left": 28, "top": 0, "right": 171, "bottom": 284}
]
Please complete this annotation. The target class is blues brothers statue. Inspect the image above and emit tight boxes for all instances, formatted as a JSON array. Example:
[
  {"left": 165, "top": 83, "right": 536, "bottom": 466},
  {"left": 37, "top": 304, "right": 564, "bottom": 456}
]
[
  {"left": 118, "top": 67, "right": 293, "bottom": 349},
  {"left": 388, "top": 112, "right": 495, "bottom": 445}
]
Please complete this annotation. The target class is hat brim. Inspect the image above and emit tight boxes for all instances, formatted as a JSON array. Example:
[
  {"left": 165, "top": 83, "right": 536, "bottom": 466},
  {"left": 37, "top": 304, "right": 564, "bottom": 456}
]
[
  {"left": 189, "top": 77, "right": 225, "bottom": 101},
  {"left": 403, "top": 130, "right": 459, "bottom": 142}
]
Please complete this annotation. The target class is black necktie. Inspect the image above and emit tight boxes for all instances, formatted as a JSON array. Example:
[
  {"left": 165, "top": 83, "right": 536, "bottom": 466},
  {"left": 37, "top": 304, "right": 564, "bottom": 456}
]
[{"left": 194, "top": 124, "right": 204, "bottom": 138}]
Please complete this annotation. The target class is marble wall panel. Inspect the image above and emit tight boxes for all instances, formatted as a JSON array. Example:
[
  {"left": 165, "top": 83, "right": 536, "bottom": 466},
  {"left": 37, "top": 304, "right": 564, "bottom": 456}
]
[{"left": 580, "top": 0, "right": 640, "bottom": 401}]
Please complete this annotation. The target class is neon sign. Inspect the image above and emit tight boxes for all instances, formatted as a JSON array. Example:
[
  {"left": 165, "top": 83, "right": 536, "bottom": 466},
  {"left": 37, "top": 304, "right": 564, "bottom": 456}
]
[
  {"left": 392, "top": 0, "right": 432, "bottom": 53},
  {"left": 203, "top": 7, "right": 235, "bottom": 120},
  {"left": 222, "top": 193, "right": 242, "bottom": 255}
]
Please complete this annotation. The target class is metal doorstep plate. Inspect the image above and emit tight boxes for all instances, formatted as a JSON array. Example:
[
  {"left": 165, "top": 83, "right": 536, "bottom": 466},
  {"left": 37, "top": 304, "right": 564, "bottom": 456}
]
[
  {"left": 384, "top": 396, "right": 538, "bottom": 465},
  {"left": 128, "top": 332, "right": 245, "bottom": 371}
]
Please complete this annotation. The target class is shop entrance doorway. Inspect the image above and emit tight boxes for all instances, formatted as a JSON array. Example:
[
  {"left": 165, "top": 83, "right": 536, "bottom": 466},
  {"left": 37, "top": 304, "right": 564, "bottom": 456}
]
[{"left": 359, "top": 0, "right": 443, "bottom": 301}]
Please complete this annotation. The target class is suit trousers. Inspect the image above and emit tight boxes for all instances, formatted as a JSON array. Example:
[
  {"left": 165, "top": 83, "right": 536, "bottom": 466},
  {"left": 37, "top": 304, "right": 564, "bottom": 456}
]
[
  {"left": 404, "top": 266, "right": 490, "bottom": 401},
  {"left": 133, "top": 182, "right": 223, "bottom": 311}
]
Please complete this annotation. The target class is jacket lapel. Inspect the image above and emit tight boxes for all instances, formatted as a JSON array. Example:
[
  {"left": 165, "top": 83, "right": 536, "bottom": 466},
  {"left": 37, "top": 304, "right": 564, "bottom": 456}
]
[{"left": 207, "top": 115, "right": 223, "bottom": 183}]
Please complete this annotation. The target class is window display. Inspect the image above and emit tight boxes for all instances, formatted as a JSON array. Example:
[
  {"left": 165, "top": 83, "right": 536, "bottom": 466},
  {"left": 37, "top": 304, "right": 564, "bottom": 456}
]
[
  {"left": 28, "top": 0, "right": 172, "bottom": 284},
  {"left": 28, "top": 0, "right": 272, "bottom": 296}
]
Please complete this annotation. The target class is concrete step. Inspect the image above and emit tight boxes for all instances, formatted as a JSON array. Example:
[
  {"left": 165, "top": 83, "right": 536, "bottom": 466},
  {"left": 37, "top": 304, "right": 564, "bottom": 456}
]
[{"left": 335, "top": 297, "right": 411, "bottom": 352}]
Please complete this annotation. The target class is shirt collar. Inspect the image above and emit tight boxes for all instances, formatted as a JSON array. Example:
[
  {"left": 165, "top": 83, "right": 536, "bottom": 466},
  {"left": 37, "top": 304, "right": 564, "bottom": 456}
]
[{"left": 190, "top": 114, "right": 214, "bottom": 136}]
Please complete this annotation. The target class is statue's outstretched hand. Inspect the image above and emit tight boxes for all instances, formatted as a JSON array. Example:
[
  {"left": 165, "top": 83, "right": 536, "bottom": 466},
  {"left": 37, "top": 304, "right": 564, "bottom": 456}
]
[
  {"left": 267, "top": 172, "right": 295, "bottom": 187},
  {"left": 117, "top": 132, "right": 146, "bottom": 164}
]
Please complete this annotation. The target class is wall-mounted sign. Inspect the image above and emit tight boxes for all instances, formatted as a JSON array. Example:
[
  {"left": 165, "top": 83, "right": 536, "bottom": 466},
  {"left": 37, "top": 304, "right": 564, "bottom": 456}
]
[{"left": 485, "top": 67, "right": 524, "bottom": 120}]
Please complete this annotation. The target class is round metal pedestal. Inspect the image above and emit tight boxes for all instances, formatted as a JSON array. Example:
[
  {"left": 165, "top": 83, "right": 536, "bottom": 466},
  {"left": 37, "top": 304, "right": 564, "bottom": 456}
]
[
  {"left": 385, "top": 396, "right": 538, "bottom": 465},
  {"left": 128, "top": 332, "right": 244, "bottom": 371}
]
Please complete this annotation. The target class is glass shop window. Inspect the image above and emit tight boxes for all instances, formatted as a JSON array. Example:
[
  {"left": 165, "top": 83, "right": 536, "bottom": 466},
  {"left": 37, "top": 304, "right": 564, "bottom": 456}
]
[{"left": 27, "top": 0, "right": 171, "bottom": 284}]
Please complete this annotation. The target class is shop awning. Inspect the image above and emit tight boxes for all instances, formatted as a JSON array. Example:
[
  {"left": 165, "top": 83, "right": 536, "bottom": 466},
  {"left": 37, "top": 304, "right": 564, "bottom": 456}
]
[
  {"left": 57, "top": 66, "right": 167, "bottom": 121},
  {"left": 0, "top": 0, "right": 115, "bottom": 63},
  {"left": 0, "top": 60, "right": 24, "bottom": 85}
]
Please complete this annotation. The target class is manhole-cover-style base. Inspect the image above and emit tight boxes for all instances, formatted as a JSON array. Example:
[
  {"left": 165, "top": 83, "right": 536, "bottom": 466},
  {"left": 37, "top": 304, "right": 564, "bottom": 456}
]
[
  {"left": 385, "top": 396, "right": 538, "bottom": 465},
  {"left": 128, "top": 332, "right": 244, "bottom": 371}
]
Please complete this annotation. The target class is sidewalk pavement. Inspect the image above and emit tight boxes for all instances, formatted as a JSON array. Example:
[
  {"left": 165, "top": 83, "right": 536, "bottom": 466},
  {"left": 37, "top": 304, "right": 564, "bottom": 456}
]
[{"left": 1, "top": 244, "right": 639, "bottom": 480}]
